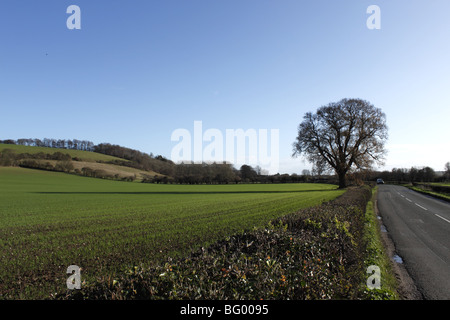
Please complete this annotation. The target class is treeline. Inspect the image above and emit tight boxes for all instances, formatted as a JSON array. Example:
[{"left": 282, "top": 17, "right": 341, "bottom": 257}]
[
  {"left": 142, "top": 163, "right": 331, "bottom": 185},
  {"left": 0, "top": 149, "right": 73, "bottom": 166},
  {"left": 18, "top": 159, "right": 74, "bottom": 173},
  {"left": 0, "top": 149, "right": 75, "bottom": 174},
  {"left": 93, "top": 143, "right": 175, "bottom": 176},
  {"left": 78, "top": 167, "right": 136, "bottom": 182},
  {"left": 93, "top": 144, "right": 328, "bottom": 184},
  {"left": 0, "top": 138, "right": 95, "bottom": 151},
  {"left": 373, "top": 165, "right": 450, "bottom": 183}
]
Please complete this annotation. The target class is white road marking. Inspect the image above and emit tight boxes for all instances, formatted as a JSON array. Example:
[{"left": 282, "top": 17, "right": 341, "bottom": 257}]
[
  {"left": 415, "top": 203, "right": 428, "bottom": 211},
  {"left": 405, "top": 198, "right": 412, "bottom": 202},
  {"left": 435, "top": 214, "right": 450, "bottom": 224}
]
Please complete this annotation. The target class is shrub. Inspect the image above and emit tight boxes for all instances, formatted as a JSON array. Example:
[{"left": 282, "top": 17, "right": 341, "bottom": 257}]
[
  {"left": 54, "top": 161, "right": 74, "bottom": 173},
  {"left": 18, "top": 159, "right": 39, "bottom": 169},
  {"left": 0, "top": 149, "right": 18, "bottom": 166},
  {"left": 81, "top": 167, "right": 94, "bottom": 177}
]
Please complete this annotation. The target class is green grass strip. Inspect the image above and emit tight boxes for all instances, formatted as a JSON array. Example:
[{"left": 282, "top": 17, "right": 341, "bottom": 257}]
[{"left": 360, "top": 186, "right": 398, "bottom": 300}]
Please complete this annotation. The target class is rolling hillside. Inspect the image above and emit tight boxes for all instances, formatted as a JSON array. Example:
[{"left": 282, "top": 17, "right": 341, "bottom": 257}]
[
  {"left": 0, "top": 143, "right": 125, "bottom": 162},
  {"left": 0, "top": 143, "right": 164, "bottom": 181}
]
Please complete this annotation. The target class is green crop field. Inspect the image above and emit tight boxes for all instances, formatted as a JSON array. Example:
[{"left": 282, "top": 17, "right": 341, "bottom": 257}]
[{"left": 0, "top": 167, "right": 344, "bottom": 299}]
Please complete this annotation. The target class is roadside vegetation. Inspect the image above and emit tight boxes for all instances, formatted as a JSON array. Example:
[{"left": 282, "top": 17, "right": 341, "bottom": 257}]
[
  {"left": 404, "top": 184, "right": 450, "bottom": 202},
  {"left": 360, "top": 187, "right": 398, "bottom": 299}
]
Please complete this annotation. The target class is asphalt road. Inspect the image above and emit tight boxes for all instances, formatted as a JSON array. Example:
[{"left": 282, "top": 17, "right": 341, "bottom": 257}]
[{"left": 377, "top": 184, "right": 450, "bottom": 299}]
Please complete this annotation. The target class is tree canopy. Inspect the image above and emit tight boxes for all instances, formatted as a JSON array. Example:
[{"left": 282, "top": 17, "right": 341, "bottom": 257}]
[{"left": 293, "top": 98, "right": 388, "bottom": 188}]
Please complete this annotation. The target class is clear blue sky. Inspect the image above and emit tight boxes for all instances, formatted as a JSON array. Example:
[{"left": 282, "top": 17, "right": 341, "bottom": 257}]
[{"left": 1, "top": 0, "right": 449, "bottom": 174}]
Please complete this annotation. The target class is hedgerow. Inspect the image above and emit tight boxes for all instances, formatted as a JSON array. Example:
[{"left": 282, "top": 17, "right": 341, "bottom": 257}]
[{"left": 57, "top": 186, "right": 373, "bottom": 300}]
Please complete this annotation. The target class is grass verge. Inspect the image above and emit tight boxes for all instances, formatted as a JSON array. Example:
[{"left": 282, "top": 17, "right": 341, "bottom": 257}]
[
  {"left": 359, "top": 186, "right": 398, "bottom": 299},
  {"left": 404, "top": 185, "right": 450, "bottom": 202}
]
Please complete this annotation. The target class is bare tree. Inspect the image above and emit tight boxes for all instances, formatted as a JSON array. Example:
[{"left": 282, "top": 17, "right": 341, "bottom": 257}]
[
  {"left": 445, "top": 162, "right": 450, "bottom": 181},
  {"left": 311, "top": 156, "right": 330, "bottom": 178},
  {"left": 301, "top": 169, "right": 311, "bottom": 176},
  {"left": 293, "top": 98, "right": 388, "bottom": 188}
]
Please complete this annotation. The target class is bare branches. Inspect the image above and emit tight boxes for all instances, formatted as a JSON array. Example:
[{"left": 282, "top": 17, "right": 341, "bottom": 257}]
[{"left": 293, "top": 98, "right": 388, "bottom": 188}]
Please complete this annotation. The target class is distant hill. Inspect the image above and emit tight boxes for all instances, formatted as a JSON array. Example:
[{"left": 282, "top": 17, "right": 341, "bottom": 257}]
[
  {"left": 0, "top": 139, "right": 176, "bottom": 177},
  {"left": 0, "top": 143, "right": 165, "bottom": 182}
]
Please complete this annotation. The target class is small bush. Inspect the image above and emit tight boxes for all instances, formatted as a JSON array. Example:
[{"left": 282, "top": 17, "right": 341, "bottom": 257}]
[{"left": 54, "top": 161, "right": 74, "bottom": 173}]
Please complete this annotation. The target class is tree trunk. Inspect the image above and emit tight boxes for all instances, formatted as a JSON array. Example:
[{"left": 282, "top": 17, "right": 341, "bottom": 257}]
[{"left": 338, "top": 170, "right": 347, "bottom": 189}]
